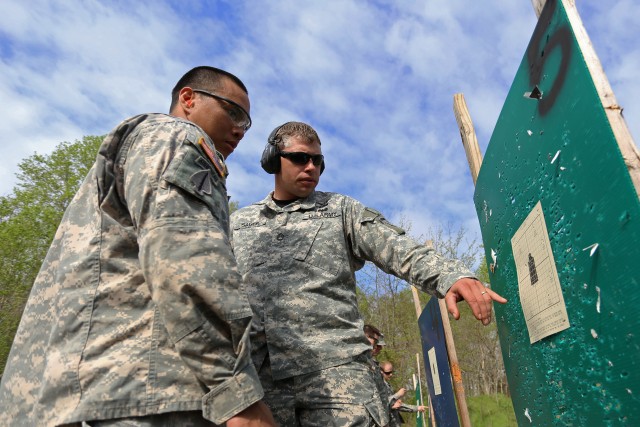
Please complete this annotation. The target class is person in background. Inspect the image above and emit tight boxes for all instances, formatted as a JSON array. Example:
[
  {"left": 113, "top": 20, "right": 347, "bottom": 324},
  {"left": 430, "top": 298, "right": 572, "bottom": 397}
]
[
  {"left": 230, "top": 121, "right": 507, "bottom": 426},
  {"left": 380, "top": 361, "right": 427, "bottom": 426},
  {"left": 0, "top": 66, "right": 275, "bottom": 427},
  {"left": 373, "top": 335, "right": 386, "bottom": 358},
  {"left": 364, "top": 324, "right": 385, "bottom": 358}
]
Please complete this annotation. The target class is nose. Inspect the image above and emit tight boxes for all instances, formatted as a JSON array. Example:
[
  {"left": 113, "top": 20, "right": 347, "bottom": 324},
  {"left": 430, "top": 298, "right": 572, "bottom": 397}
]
[
  {"left": 303, "top": 159, "right": 318, "bottom": 172},
  {"left": 231, "top": 125, "right": 246, "bottom": 139}
]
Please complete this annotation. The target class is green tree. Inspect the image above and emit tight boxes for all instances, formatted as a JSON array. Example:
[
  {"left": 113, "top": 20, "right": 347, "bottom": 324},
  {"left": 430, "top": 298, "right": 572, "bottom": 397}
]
[
  {"left": 229, "top": 200, "right": 240, "bottom": 214},
  {"left": 0, "top": 136, "right": 103, "bottom": 375}
]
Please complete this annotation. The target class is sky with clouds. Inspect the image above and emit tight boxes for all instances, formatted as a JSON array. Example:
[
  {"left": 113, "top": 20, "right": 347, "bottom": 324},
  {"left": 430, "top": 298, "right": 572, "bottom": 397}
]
[{"left": 1, "top": 0, "right": 638, "bottom": 250}]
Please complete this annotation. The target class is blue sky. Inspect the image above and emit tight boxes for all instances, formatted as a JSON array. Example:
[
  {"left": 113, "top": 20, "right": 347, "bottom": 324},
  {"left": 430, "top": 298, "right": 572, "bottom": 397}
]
[{"left": 1, "top": 0, "right": 638, "bottom": 249}]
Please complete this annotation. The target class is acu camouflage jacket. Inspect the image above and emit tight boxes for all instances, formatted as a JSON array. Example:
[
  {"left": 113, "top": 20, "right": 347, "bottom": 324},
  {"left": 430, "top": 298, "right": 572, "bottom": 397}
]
[
  {"left": 0, "top": 114, "right": 262, "bottom": 426},
  {"left": 230, "top": 191, "right": 473, "bottom": 381}
]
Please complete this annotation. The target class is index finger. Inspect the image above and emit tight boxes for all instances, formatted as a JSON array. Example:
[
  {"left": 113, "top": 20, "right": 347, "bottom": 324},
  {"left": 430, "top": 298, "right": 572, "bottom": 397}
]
[{"left": 486, "top": 287, "right": 508, "bottom": 304}]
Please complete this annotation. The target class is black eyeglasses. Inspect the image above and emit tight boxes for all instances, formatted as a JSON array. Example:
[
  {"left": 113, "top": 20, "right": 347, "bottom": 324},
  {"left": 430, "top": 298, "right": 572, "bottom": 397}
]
[
  {"left": 382, "top": 370, "right": 394, "bottom": 375},
  {"left": 192, "top": 89, "right": 252, "bottom": 131},
  {"left": 279, "top": 151, "right": 324, "bottom": 167}
]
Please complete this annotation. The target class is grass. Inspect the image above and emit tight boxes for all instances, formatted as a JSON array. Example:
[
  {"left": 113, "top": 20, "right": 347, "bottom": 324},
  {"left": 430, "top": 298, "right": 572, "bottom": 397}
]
[{"left": 467, "top": 394, "right": 517, "bottom": 427}]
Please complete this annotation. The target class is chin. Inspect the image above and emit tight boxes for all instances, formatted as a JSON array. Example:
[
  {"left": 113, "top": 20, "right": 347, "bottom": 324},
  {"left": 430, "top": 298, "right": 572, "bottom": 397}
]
[{"left": 296, "top": 190, "right": 314, "bottom": 198}]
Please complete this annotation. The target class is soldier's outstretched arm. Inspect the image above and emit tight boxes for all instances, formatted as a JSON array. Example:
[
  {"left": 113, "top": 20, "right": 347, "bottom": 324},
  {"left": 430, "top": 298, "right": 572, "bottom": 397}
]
[{"left": 345, "top": 198, "right": 507, "bottom": 326}]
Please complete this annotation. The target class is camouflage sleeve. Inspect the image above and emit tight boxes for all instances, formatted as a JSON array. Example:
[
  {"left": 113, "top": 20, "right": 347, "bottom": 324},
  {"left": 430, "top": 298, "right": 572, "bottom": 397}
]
[
  {"left": 123, "top": 124, "right": 262, "bottom": 424},
  {"left": 397, "top": 402, "right": 421, "bottom": 412},
  {"left": 344, "top": 198, "right": 474, "bottom": 298}
]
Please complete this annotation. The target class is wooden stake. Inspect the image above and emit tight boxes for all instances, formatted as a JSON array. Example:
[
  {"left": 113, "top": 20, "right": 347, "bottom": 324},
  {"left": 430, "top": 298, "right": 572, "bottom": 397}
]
[
  {"left": 453, "top": 93, "right": 483, "bottom": 183},
  {"left": 447, "top": 92, "right": 484, "bottom": 427},
  {"left": 531, "top": 0, "right": 546, "bottom": 18},
  {"left": 438, "top": 297, "right": 471, "bottom": 427}
]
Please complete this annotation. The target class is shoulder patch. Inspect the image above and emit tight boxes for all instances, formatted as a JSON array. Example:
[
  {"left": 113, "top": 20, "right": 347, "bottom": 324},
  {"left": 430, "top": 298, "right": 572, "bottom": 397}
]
[
  {"left": 198, "top": 136, "right": 227, "bottom": 178},
  {"left": 190, "top": 170, "right": 212, "bottom": 195},
  {"left": 380, "top": 217, "right": 405, "bottom": 235},
  {"left": 361, "top": 207, "right": 405, "bottom": 235},
  {"left": 362, "top": 207, "right": 382, "bottom": 221}
]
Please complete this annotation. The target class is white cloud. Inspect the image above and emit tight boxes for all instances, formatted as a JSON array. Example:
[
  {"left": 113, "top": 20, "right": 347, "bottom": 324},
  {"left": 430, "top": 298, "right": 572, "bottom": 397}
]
[{"left": 0, "top": 0, "right": 637, "bottom": 254}]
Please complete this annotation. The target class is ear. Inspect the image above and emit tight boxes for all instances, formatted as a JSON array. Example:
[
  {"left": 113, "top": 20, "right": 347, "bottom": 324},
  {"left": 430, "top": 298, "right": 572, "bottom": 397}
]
[{"left": 179, "top": 87, "right": 196, "bottom": 109}]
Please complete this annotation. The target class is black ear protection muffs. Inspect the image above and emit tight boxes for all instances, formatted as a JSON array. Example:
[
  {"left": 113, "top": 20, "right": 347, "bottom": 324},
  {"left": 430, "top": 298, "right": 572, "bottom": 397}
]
[
  {"left": 260, "top": 123, "right": 326, "bottom": 175},
  {"left": 260, "top": 123, "right": 285, "bottom": 174}
]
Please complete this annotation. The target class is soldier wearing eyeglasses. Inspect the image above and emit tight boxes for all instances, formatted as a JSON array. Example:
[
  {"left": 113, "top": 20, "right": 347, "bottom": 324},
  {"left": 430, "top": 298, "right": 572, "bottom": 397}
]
[
  {"left": 0, "top": 66, "right": 275, "bottom": 427},
  {"left": 230, "top": 121, "right": 506, "bottom": 426}
]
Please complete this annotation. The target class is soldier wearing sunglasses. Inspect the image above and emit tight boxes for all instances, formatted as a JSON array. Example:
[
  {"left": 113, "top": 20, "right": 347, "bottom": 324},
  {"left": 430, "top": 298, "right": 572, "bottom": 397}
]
[
  {"left": 380, "top": 361, "right": 427, "bottom": 427},
  {"left": 230, "top": 121, "right": 506, "bottom": 426}
]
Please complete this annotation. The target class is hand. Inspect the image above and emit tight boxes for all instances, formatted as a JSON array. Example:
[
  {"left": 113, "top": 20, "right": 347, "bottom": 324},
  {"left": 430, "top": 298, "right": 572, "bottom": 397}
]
[
  {"left": 392, "top": 400, "right": 403, "bottom": 409},
  {"left": 417, "top": 405, "right": 428, "bottom": 413},
  {"left": 445, "top": 278, "right": 507, "bottom": 325},
  {"left": 226, "top": 401, "right": 277, "bottom": 427}
]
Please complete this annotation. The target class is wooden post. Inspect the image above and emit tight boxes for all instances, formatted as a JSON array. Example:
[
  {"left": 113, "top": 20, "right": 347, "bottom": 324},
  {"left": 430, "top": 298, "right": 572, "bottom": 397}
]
[
  {"left": 446, "top": 92, "right": 486, "bottom": 427},
  {"left": 453, "top": 93, "right": 483, "bottom": 183},
  {"left": 531, "top": 0, "right": 546, "bottom": 18},
  {"left": 410, "top": 286, "right": 423, "bottom": 320},
  {"left": 437, "top": 297, "right": 471, "bottom": 427}
]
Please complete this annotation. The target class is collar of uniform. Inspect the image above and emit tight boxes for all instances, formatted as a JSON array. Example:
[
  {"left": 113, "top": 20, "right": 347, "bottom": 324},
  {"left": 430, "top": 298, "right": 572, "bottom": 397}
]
[
  {"left": 215, "top": 150, "right": 229, "bottom": 177},
  {"left": 260, "top": 191, "right": 318, "bottom": 213}
]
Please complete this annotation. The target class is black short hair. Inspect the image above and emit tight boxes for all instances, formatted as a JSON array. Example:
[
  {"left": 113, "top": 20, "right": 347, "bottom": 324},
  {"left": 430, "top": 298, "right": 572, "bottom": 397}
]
[
  {"left": 169, "top": 66, "right": 248, "bottom": 112},
  {"left": 363, "top": 324, "right": 381, "bottom": 338}
]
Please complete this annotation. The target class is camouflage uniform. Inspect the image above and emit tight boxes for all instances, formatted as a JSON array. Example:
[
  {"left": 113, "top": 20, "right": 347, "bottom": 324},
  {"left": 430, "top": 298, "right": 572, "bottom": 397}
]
[
  {"left": 384, "top": 380, "right": 423, "bottom": 427},
  {"left": 0, "top": 114, "right": 262, "bottom": 426},
  {"left": 230, "top": 191, "right": 473, "bottom": 426}
]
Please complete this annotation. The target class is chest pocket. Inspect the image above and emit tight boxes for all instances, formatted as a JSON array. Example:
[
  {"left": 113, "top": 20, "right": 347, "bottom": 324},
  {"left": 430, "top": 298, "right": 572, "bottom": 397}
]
[
  {"left": 295, "top": 214, "right": 345, "bottom": 276},
  {"left": 232, "top": 221, "right": 270, "bottom": 271}
]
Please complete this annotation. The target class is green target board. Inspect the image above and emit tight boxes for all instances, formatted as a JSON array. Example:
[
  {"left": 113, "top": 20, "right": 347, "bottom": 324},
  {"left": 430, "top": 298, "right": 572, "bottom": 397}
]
[{"left": 473, "top": 0, "right": 640, "bottom": 425}]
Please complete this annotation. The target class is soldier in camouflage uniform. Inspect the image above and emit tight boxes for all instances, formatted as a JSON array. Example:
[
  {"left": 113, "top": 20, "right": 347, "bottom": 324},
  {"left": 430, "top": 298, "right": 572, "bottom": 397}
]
[
  {"left": 380, "top": 361, "right": 427, "bottom": 427},
  {"left": 364, "top": 325, "right": 393, "bottom": 425},
  {"left": 230, "top": 121, "right": 507, "bottom": 426},
  {"left": 0, "top": 67, "right": 275, "bottom": 427},
  {"left": 363, "top": 324, "right": 384, "bottom": 358}
]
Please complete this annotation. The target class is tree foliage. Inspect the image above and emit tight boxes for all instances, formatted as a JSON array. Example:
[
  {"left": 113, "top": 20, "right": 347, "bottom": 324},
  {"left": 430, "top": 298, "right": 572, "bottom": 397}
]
[{"left": 0, "top": 136, "right": 104, "bottom": 374}]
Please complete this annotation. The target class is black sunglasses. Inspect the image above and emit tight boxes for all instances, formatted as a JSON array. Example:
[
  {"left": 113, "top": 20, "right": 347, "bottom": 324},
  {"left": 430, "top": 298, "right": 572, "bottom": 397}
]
[
  {"left": 382, "top": 370, "right": 394, "bottom": 375},
  {"left": 279, "top": 151, "right": 324, "bottom": 167},
  {"left": 192, "top": 89, "right": 252, "bottom": 131}
]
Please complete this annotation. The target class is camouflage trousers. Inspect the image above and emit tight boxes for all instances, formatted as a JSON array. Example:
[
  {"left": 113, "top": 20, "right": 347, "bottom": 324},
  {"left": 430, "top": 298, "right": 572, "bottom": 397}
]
[
  {"left": 259, "top": 355, "right": 389, "bottom": 426},
  {"left": 80, "top": 411, "right": 218, "bottom": 426}
]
